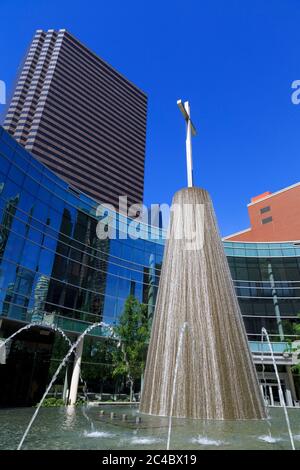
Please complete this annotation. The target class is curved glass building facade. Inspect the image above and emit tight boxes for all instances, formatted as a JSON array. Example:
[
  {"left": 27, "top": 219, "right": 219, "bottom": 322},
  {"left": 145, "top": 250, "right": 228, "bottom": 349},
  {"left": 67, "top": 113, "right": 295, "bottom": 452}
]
[
  {"left": 225, "top": 241, "right": 300, "bottom": 342},
  {"left": 0, "top": 127, "right": 163, "bottom": 335},
  {"left": 0, "top": 126, "right": 299, "bottom": 406},
  {"left": 224, "top": 242, "right": 300, "bottom": 406}
]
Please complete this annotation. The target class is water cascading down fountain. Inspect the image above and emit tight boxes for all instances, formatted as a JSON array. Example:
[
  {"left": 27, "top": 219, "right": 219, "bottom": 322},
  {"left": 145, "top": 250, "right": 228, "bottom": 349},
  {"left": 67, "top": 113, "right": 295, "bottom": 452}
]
[{"left": 140, "top": 100, "right": 266, "bottom": 420}]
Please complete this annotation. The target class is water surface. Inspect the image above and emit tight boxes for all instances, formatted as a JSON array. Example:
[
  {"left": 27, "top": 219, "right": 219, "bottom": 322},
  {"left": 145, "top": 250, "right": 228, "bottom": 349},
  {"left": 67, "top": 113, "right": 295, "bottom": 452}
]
[{"left": 0, "top": 405, "right": 299, "bottom": 450}]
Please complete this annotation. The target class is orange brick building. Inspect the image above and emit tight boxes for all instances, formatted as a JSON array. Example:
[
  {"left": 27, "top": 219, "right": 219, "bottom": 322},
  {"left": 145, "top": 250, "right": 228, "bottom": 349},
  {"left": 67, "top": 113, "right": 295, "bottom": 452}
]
[{"left": 224, "top": 182, "right": 300, "bottom": 242}]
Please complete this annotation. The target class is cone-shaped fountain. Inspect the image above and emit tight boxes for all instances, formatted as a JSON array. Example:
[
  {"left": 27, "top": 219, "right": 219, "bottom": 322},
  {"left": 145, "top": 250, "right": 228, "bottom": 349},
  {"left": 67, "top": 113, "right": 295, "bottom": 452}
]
[{"left": 140, "top": 187, "right": 266, "bottom": 419}]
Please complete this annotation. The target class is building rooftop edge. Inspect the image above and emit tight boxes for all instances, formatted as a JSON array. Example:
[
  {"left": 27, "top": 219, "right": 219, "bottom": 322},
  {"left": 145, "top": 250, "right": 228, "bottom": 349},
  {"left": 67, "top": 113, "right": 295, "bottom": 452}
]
[
  {"left": 36, "top": 28, "right": 148, "bottom": 99},
  {"left": 222, "top": 228, "right": 251, "bottom": 240},
  {"left": 223, "top": 239, "right": 300, "bottom": 245},
  {"left": 247, "top": 182, "right": 300, "bottom": 207}
]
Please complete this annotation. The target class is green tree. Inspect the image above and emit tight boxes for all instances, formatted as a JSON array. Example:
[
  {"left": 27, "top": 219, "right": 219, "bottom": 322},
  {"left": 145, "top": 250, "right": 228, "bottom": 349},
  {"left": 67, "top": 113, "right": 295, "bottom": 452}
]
[
  {"left": 112, "top": 296, "right": 150, "bottom": 401},
  {"left": 282, "top": 315, "right": 300, "bottom": 373},
  {"left": 291, "top": 317, "right": 300, "bottom": 374},
  {"left": 81, "top": 337, "right": 116, "bottom": 384}
]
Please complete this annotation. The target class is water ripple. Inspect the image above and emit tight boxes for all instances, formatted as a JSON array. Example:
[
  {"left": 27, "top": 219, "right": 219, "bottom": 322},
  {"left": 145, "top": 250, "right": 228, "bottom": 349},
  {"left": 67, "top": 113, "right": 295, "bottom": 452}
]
[
  {"left": 258, "top": 435, "right": 283, "bottom": 443},
  {"left": 191, "top": 435, "right": 227, "bottom": 446},
  {"left": 130, "top": 437, "right": 164, "bottom": 445},
  {"left": 84, "top": 430, "right": 116, "bottom": 438}
]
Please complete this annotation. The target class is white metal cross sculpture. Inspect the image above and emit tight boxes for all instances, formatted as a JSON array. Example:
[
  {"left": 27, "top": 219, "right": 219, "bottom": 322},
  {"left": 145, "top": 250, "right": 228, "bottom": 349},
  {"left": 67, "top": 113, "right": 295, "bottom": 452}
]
[{"left": 177, "top": 100, "right": 197, "bottom": 188}]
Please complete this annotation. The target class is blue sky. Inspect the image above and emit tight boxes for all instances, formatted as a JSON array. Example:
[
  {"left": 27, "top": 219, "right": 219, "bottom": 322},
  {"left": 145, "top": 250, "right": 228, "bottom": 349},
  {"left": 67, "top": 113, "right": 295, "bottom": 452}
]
[{"left": 1, "top": 0, "right": 300, "bottom": 236}]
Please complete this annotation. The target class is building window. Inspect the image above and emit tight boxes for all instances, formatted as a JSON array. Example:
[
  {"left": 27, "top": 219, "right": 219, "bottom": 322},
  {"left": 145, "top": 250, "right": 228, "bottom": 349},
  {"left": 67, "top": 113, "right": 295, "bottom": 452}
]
[
  {"left": 262, "top": 216, "right": 273, "bottom": 225},
  {"left": 260, "top": 206, "right": 271, "bottom": 214}
]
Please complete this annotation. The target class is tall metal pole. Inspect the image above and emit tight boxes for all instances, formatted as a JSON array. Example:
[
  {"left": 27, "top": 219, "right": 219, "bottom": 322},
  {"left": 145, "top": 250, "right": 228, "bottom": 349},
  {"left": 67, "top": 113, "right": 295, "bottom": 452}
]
[
  {"left": 184, "top": 101, "right": 193, "bottom": 187},
  {"left": 177, "top": 99, "right": 196, "bottom": 188}
]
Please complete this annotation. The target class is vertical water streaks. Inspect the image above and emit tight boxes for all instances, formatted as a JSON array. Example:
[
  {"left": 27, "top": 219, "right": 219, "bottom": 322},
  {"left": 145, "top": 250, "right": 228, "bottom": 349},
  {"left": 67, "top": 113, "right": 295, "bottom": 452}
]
[{"left": 140, "top": 188, "right": 266, "bottom": 419}]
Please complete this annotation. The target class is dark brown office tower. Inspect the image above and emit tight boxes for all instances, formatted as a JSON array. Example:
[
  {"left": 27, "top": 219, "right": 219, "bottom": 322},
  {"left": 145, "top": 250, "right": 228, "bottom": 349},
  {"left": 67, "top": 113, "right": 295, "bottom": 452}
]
[{"left": 4, "top": 29, "right": 147, "bottom": 208}]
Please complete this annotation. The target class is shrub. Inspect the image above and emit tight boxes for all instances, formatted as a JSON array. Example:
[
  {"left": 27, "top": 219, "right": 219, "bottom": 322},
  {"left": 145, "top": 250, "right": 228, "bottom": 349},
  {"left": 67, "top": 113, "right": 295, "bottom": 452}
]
[{"left": 38, "top": 398, "right": 65, "bottom": 407}]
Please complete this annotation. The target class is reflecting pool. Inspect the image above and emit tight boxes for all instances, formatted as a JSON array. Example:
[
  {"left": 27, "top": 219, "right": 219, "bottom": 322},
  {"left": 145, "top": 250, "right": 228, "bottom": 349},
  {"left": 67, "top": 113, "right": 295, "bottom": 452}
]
[{"left": 0, "top": 405, "right": 300, "bottom": 450}]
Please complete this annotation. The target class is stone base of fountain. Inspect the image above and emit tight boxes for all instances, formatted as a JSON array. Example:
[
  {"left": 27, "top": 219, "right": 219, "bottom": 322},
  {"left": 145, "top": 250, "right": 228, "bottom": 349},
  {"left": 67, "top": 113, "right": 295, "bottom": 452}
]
[{"left": 140, "top": 187, "right": 266, "bottom": 420}]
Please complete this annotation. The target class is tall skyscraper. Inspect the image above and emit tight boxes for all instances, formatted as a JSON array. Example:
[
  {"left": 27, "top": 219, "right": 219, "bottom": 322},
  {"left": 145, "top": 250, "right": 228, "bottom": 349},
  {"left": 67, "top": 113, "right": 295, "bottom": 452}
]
[{"left": 4, "top": 29, "right": 147, "bottom": 208}]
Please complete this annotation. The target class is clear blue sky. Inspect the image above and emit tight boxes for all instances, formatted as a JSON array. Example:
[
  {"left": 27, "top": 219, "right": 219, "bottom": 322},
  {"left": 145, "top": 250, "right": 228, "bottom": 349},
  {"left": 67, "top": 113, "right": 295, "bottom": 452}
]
[{"left": 1, "top": 0, "right": 300, "bottom": 236}]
